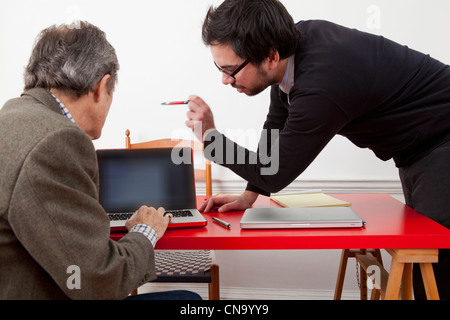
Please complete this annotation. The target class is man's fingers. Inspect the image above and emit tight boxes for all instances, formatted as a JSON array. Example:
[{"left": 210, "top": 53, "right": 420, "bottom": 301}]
[
  {"left": 160, "top": 208, "right": 173, "bottom": 221},
  {"left": 188, "top": 95, "right": 203, "bottom": 106},
  {"left": 218, "top": 200, "right": 241, "bottom": 213},
  {"left": 200, "top": 196, "right": 235, "bottom": 212},
  {"left": 185, "top": 119, "right": 194, "bottom": 129},
  {"left": 163, "top": 212, "right": 173, "bottom": 221},
  {"left": 199, "top": 199, "right": 208, "bottom": 212},
  {"left": 203, "top": 198, "right": 217, "bottom": 213},
  {"left": 200, "top": 197, "right": 222, "bottom": 212}
]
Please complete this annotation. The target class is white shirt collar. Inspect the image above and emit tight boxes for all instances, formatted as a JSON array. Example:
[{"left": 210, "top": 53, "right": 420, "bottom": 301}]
[{"left": 279, "top": 54, "right": 295, "bottom": 95}]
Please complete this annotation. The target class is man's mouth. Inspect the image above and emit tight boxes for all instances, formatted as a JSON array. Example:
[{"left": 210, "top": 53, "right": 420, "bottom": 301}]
[{"left": 232, "top": 84, "right": 245, "bottom": 93}]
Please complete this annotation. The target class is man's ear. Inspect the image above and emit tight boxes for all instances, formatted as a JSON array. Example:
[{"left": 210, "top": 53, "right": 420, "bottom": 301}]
[
  {"left": 267, "top": 49, "right": 280, "bottom": 69},
  {"left": 94, "top": 74, "right": 112, "bottom": 103}
]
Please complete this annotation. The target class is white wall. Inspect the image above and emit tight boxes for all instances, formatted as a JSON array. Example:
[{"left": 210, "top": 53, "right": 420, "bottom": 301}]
[
  {"left": 1, "top": 0, "right": 448, "bottom": 298},
  {"left": 2, "top": 0, "right": 450, "bottom": 184}
]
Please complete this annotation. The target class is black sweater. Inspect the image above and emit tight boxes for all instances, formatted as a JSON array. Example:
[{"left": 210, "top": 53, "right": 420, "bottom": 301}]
[{"left": 204, "top": 20, "right": 450, "bottom": 195}]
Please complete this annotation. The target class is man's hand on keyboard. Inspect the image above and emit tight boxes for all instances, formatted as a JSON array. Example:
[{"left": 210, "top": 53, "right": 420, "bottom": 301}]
[{"left": 125, "top": 206, "right": 172, "bottom": 240}]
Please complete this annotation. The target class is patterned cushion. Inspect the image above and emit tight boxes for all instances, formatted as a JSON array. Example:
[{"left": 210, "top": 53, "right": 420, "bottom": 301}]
[{"left": 151, "top": 250, "right": 214, "bottom": 282}]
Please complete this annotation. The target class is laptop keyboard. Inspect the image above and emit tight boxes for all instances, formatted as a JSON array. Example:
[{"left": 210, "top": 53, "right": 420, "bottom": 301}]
[
  {"left": 108, "top": 209, "right": 193, "bottom": 221},
  {"left": 108, "top": 212, "right": 133, "bottom": 221},
  {"left": 165, "top": 210, "right": 193, "bottom": 217}
]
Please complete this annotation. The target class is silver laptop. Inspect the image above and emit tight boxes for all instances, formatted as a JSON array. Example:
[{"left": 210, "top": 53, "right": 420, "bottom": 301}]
[
  {"left": 240, "top": 207, "right": 365, "bottom": 229},
  {"left": 96, "top": 148, "right": 207, "bottom": 232}
]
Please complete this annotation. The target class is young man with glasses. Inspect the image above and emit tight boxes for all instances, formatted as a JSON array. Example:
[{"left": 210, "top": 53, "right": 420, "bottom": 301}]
[{"left": 185, "top": 0, "right": 450, "bottom": 300}]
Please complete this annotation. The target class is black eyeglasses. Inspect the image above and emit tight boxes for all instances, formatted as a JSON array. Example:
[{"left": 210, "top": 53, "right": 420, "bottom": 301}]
[{"left": 214, "top": 58, "right": 250, "bottom": 80}]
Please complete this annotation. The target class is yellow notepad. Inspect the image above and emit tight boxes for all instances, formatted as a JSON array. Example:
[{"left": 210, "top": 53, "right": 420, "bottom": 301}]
[{"left": 270, "top": 192, "right": 351, "bottom": 208}]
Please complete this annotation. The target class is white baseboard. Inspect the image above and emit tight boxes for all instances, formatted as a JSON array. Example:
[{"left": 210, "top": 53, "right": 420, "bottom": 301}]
[
  {"left": 137, "top": 283, "right": 361, "bottom": 300},
  {"left": 197, "top": 179, "right": 403, "bottom": 196}
]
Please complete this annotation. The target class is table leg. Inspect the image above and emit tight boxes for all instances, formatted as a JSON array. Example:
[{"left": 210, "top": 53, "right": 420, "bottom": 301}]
[
  {"left": 359, "top": 249, "right": 368, "bottom": 300},
  {"left": 334, "top": 249, "right": 350, "bottom": 300},
  {"left": 419, "top": 263, "right": 440, "bottom": 300},
  {"left": 385, "top": 259, "right": 404, "bottom": 300},
  {"left": 401, "top": 263, "right": 413, "bottom": 300},
  {"left": 385, "top": 249, "right": 439, "bottom": 300}
]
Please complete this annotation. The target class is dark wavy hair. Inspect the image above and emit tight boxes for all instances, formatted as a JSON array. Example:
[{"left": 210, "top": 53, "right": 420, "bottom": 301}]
[
  {"left": 202, "top": 0, "right": 300, "bottom": 65},
  {"left": 24, "top": 21, "right": 119, "bottom": 98}
]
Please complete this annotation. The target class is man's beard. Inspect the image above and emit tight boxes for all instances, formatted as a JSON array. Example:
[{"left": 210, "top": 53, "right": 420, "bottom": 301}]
[{"left": 232, "top": 67, "right": 277, "bottom": 96}]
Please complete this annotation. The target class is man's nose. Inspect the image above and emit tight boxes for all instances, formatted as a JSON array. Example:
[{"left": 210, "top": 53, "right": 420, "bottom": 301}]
[{"left": 222, "top": 73, "right": 235, "bottom": 85}]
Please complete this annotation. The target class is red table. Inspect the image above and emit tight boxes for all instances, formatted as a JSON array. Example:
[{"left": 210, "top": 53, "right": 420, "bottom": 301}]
[
  {"left": 111, "top": 194, "right": 450, "bottom": 250},
  {"left": 111, "top": 194, "right": 450, "bottom": 299}
]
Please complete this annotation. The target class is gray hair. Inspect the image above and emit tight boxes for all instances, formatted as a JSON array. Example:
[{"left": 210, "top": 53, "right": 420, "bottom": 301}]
[{"left": 24, "top": 21, "right": 119, "bottom": 98}]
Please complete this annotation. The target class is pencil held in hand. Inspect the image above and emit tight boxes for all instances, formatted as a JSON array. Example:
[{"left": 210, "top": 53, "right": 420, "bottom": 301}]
[{"left": 161, "top": 100, "right": 190, "bottom": 105}]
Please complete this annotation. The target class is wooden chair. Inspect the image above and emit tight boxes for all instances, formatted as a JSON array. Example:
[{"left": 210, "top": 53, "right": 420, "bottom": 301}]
[
  {"left": 125, "top": 130, "right": 219, "bottom": 300},
  {"left": 125, "top": 130, "right": 212, "bottom": 196}
]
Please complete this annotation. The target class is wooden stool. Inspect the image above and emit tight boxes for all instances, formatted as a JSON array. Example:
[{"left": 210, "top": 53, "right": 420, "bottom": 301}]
[{"left": 334, "top": 248, "right": 440, "bottom": 300}]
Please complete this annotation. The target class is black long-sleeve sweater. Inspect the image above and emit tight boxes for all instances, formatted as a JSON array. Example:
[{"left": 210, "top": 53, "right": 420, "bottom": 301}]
[{"left": 204, "top": 20, "right": 450, "bottom": 195}]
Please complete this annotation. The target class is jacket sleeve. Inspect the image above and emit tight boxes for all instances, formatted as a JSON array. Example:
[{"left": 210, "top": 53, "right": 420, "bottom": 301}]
[{"left": 8, "top": 127, "right": 156, "bottom": 300}]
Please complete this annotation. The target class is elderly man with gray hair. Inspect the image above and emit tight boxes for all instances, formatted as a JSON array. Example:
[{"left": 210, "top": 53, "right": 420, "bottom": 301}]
[{"left": 0, "top": 21, "right": 200, "bottom": 300}]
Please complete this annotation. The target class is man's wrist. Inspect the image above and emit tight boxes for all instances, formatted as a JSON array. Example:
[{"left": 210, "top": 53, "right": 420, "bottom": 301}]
[
  {"left": 130, "top": 224, "right": 158, "bottom": 248},
  {"left": 242, "top": 190, "right": 259, "bottom": 206}
]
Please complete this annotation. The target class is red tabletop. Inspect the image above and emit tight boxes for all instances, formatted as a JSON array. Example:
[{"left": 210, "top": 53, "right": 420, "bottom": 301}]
[{"left": 110, "top": 194, "right": 450, "bottom": 250}]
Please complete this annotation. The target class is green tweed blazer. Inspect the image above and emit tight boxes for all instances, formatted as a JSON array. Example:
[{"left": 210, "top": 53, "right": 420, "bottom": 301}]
[{"left": 0, "top": 88, "right": 156, "bottom": 299}]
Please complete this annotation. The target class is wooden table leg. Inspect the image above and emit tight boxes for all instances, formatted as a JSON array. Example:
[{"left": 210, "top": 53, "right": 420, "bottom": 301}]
[
  {"left": 340, "top": 248, "right": 439, "bottom": 300},
  {"left": 359, "top": 249, "right": 368, "bottom": 300},
  {"left": 334, "top": 249, "right": 386, "bottom": 300},
  {"left": 419, "top": 263, "right": 440, "bottom": 300},
  {"left": 385, "top": 259, "right": 404, "bottom": 300},
  {"left": 401, "top": 263, "right": 413, "bottom": 300},
  {"left": 385, "top": 249, "right": 439, "bottom": 300},
  {"left": 334, "top": 249, "right": 350, "bottom": 300},
  {"left": 371, "top": 249, "right": 383, "bottom": 300}
]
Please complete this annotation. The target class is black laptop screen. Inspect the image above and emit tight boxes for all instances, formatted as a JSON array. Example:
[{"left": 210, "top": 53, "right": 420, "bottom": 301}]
[{"left": 97, "top": 148, "right": 196, "bottom": 213}]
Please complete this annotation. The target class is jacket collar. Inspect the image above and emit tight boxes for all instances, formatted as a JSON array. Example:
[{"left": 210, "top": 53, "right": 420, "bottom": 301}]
[{"left": 21, "top": 87, "right": 62, "bottom": 115}]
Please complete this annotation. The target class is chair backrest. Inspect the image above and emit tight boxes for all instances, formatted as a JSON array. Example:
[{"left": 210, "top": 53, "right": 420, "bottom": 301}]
[{"left": 125, "top": 129, "right": 212, "bottom": 196}]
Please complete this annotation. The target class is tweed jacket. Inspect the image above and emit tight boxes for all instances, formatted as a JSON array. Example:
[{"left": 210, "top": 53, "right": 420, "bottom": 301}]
[{"left": 0, "top": 88, "right": 156, "bottom": 299}]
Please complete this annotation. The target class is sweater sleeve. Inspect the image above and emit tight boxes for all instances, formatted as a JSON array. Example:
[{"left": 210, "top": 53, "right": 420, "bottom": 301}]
[
  {"left": 205, "top": 86, "right": 349, "bottom": 195},
  {"left": 8, "top": 127, "right": 156, "bottom": 300}
]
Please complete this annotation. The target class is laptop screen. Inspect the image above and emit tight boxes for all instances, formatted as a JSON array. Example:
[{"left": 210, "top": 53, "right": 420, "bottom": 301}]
[{"left": 97, "top": 148, "right": 196, "bottom": 213}]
